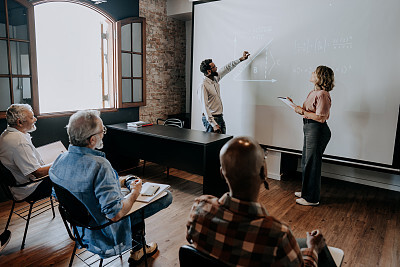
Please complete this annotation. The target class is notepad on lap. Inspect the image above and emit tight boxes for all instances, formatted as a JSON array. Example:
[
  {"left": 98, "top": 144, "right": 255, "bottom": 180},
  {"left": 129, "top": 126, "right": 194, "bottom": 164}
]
[{"left": 136, "top": 182, "right": 170, "bottom": 203}]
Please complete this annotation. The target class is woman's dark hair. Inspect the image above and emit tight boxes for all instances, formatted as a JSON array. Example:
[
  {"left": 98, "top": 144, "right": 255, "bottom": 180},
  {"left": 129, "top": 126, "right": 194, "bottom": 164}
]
[{"left": 315, "top": 65, "right": 335, "bottom": 92}]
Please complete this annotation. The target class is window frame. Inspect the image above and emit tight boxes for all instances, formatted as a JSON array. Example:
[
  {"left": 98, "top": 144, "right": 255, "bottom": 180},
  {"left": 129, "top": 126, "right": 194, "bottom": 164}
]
[
  {"left": 0, "top": 0, "right": 38, "bottom": 118},
  {"left": 32, "top": 0, "right": 118, "bottom": 117},
  {"left": 117, "top": 17, "right": 146, "bottom": 108}
]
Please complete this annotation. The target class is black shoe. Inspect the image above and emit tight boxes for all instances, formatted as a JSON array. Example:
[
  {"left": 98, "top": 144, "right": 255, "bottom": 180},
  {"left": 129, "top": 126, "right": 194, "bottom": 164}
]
[{"left": 0, "top": 230, "right": 11, "bottom": 253}]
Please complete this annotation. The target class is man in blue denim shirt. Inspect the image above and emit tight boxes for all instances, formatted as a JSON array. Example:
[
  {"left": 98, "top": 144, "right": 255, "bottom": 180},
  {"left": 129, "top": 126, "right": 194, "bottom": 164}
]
[{"left": 49, "top": 110, "right": 172, "bottom": 263}]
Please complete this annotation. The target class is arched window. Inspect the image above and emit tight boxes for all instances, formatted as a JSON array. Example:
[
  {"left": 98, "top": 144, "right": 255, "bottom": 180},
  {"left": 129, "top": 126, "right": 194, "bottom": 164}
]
[{"left": 34, "top": 1, "right": 115, "bottom": 113}]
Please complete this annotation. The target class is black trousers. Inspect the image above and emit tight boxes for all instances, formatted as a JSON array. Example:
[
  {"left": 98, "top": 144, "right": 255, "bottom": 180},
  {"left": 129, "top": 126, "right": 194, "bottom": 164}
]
[{"left": 23, "top": 177, "right": 53, "bottom": 202}]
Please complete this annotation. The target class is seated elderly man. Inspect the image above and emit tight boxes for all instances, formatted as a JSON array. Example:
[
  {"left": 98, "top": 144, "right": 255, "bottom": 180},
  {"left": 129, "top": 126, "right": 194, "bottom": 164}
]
[
  {"left": 49, "top": 110, "right": 173, "bottom": 263},
  {"left": 187, "top": 136, "right": 334, "bottom": 266},
  {"left": 0, "top": 104, "right": 52, "bottom": 202}
]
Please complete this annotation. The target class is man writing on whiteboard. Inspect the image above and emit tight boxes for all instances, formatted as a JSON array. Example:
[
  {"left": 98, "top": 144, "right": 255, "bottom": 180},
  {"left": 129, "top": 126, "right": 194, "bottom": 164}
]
[{"left": 198, "top": 51, "right": 250, "bottom": 134}]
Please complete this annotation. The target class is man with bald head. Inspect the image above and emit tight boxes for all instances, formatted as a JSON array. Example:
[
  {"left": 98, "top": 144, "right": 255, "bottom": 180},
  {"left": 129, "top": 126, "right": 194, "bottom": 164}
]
[{"left": 186, "top": 136, "right": 328, "bottom": 266}]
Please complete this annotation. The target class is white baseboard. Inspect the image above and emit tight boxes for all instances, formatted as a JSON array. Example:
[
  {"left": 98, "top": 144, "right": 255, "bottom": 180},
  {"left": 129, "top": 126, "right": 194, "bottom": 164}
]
[
  {"left": 321, "top": 162, "right": 400, "bottom": 192},
  {"left": 266, "top": 150, "right": 281, "bottom": 181}
]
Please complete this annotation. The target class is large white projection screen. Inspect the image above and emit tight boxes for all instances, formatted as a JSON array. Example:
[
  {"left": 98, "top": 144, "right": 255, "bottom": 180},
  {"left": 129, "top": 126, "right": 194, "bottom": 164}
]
[{"left": 191, "top": 0, "right": 400, "bottom": 166}]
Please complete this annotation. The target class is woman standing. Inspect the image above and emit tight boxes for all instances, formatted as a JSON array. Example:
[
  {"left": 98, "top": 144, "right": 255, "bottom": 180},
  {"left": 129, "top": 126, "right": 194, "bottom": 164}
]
[{"left": 289, "top": 66, "right": 335, "bottom": 206}]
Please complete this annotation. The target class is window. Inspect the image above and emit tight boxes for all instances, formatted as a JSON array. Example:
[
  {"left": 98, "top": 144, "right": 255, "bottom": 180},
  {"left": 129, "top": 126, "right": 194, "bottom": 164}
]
[
  {"left": 118, "top": 17, "right": 146, "bottom": 107},
  {"left": 0, "top": 0, "right": 146, "bottom": 118},
  {"left": 34, "top": 2, "right": 115, "bottom": 114},
  {"left": 0, "top": 0, "right": 35, "bottom": 113}
]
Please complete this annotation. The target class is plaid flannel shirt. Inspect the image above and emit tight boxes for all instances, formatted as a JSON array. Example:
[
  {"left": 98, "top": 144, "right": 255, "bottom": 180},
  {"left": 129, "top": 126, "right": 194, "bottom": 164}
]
[{"left": 187, "top": 193, "right": 318, "bottom": 267}]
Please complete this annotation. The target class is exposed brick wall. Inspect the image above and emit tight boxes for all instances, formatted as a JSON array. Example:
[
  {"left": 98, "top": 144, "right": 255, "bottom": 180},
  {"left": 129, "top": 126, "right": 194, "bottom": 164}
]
[{"left": 139, "top": 0, "right": 186, "bottom": 123}]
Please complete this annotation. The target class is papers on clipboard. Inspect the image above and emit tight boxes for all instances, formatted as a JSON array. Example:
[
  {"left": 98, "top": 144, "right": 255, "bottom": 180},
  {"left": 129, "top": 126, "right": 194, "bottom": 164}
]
[
  {"left": 36, "top": 141, "right": 67, "bottom": 165},
  {"left": 278, "top": 97, "right": 296, "bottom": 110}
]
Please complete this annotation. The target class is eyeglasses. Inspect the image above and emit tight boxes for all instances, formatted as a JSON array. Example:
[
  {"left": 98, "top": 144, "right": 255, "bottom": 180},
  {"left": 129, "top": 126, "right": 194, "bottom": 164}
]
[{"left": 88, "top": 125, "right": 107, "bottom": 139}]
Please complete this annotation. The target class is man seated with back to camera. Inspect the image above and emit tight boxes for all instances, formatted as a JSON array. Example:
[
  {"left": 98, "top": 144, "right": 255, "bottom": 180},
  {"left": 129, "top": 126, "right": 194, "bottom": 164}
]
[
  {"left": 49, "top": 110, "right": 173, "bottom": 263},
  {"left": 187, "top": 136, "right": 335, "bottom": 266}
]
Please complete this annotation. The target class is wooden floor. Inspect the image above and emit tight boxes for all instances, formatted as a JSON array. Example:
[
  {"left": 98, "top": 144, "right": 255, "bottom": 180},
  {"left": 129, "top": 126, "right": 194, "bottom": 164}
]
[{"left": 0, "top": 162, "right": 399, "bottom": 267}]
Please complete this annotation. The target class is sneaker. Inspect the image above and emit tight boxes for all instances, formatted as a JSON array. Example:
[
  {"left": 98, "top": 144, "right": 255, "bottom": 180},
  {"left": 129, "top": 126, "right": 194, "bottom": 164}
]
[
  {"left": 296, "top": 198, "right": 319, "bottom": 206},
  {"left": 0, "top": 230, "right": 11, "bottom": 253},
  {"left": 294, "top": 192, "right": 302, "bottom": 198},
  {"left": 129, "top": 242, "right": 158, "bottom": 264}
]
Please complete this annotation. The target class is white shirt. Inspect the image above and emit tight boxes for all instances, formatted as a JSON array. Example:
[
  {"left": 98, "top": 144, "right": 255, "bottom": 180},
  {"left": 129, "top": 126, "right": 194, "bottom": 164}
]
[
  {"left": 0, "top": 126, "right": 44, "bottom": 200},
  {"left": 198, "top": 59, "right": 241, "bottom": 127}
]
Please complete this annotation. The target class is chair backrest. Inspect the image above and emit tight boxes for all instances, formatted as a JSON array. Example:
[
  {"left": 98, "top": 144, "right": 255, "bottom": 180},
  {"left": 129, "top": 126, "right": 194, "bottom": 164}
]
[
  {"left": 179, "top": 245, "right": 228, "bottom": 267},
  {"left": 157, "top": 118, "right": 184, "bottom": 128},
  {"left": 0, "top": 161, "right": 17, "bottom": 200},
  {"left": 52, "top": 182, "right": 94, "bottom": 227},
  {"left": 0, "top": 161, "right": 17, "bottom": 187}
]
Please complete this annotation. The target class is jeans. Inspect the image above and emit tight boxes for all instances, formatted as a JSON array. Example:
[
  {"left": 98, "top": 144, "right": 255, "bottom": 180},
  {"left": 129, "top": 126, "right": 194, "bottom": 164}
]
[
  {"left": 130, "top": 190, "right": 173, "bottom": 226},
  {"left": 301, "top": 121, "right": 331, "bottom": 203},
  {"left": 129, "top": 190, "right": 173, "bottom": 249},
  {"left": 202, "top": 115, "right": 226, "bottom": 134}
]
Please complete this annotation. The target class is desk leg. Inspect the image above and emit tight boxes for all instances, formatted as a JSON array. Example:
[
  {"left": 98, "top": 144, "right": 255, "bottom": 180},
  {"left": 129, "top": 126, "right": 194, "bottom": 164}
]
[{"left": 202, "top": 144, "right": 229, "bottom": 197}]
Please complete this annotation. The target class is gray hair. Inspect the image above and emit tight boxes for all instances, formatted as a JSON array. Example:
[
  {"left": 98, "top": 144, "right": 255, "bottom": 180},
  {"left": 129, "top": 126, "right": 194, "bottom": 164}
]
[
  {"left": 67, "top": 110, "right": 102, "bottom": 147},
  {"left": 6, "top": 104, "right": 33, "bottom": 127}
]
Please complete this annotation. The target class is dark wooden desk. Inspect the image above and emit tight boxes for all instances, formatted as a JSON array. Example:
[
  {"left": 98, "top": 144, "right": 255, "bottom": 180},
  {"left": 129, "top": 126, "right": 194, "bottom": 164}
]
[{"left": 105, "top": 123, "right": 232, "bottom": 197}]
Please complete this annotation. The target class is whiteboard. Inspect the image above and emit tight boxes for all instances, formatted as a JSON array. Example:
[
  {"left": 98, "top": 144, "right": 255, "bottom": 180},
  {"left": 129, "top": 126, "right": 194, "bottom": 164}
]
[{"left": 191, "top": 0, "right": 400, "bottom": 166}]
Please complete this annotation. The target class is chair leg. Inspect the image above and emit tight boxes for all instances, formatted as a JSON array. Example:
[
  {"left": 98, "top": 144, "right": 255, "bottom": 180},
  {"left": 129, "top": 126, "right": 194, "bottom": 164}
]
[
  {"left": 69, "top": 243, "right": 77, "bottom": 267},
  {"left": 5, "top": 201, "right": 16, "bottom": 231},
  {"left": 21, "top": 202, "right": 34, "bottom": 250},
  {"left": 99, "top": 258, "right": 103, "bottom": 267},
  {"left": 50, "top": 195, "right": 56, "bottom": 218},
  {"left": 141, "top": 209, "right": 148, "bottom": 267},
  {"left": 141, "top": 229, "right": 148, "bottom": 267}
]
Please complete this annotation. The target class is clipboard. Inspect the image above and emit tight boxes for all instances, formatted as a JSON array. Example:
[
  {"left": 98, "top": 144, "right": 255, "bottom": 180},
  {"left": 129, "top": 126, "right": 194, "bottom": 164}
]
[{"left": 278, "top": 97, "right": 296, "bottom": 110}]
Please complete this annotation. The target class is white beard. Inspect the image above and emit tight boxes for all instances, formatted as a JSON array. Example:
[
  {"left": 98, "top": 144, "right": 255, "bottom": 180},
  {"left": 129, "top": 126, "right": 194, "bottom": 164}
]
[
  {"left": 27, "top": 124, "right": 36, "bottom": 133},
  {"left": 95, "top": 138, "right": 104, "bottom": 150}
]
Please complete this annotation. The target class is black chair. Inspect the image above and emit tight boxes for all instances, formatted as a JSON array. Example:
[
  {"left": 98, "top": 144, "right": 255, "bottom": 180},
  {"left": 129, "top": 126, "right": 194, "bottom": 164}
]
[
  {"left": 52, "top": 182, "right": 148, "bottom": 267},
  {"left": 156, "top": 118, "right": 184, "bottom": 128},
  {"left": 0, "top": 161, "right": 56, "bottom": 250},
  {"left": 179, "top": 245, "right": 228, "bottom": 267},
  {"left": 142, "top": 118, "right": 184, "bottom": 178}
]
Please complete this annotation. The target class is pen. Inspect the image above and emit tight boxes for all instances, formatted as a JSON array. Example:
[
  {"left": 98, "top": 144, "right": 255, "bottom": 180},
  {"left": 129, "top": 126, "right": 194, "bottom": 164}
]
[{"left": 152, "top": 187, "right": 160, "bottom": 196}]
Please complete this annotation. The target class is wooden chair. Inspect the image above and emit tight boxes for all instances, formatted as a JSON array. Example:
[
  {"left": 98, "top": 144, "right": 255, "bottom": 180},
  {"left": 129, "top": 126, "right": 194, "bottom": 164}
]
[
  {"left": 0, "top": 161, "right": 56, "bottom": 250},
  {"left": 52, "top": 182, "right": 148, "bottom": 267},
  {"left": 142, "top": 118, "right": 184, "bottom": 177},
  {"left": 179, "top": 245, "right": 228, "bottom": 267}
]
